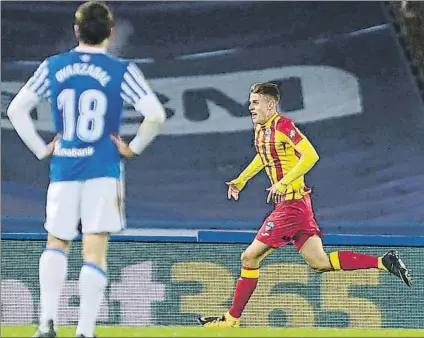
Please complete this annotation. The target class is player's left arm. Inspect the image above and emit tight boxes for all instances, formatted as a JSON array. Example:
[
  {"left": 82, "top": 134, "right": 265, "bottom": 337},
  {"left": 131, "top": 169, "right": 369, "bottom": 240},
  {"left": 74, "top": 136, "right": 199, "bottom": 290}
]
[
  {"left": 275, "top": 122, "right": 320, "bottom": 191},
  {"left": 7, "top": 60, "right": 56, "bottom": 160}
]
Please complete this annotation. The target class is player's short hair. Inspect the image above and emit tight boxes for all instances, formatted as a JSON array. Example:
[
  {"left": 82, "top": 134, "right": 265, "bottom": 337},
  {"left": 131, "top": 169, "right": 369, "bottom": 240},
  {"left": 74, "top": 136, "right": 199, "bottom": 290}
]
[
  {"left": 250, "top": 82, "right": 280, "bottom": 103},
  {"left": 75, "top": 1, "right": 115, "bottom": 45}
]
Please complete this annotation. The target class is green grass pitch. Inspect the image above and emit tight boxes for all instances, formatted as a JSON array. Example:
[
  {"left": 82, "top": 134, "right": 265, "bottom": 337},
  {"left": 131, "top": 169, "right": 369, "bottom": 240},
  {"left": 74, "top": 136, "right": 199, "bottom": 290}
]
[{"left": 2, "top": 326, "right": 424, "bottom": 337}]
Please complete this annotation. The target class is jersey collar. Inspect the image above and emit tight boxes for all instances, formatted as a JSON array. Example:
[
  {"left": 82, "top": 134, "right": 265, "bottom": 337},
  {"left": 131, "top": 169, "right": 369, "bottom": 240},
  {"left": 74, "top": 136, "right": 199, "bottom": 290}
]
[
  {"left": 73, "top": 45, "right": 107, "bottom": 54},
  {"left": 263, "top": 113, "right": 280, "bottom": 128}
]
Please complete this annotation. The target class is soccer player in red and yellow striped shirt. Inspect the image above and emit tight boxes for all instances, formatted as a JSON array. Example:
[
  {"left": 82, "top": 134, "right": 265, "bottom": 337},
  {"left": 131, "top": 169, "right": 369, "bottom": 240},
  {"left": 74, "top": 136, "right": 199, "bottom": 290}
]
[{"left": 198, "top": 82, "right": 412, "bottom": 328}]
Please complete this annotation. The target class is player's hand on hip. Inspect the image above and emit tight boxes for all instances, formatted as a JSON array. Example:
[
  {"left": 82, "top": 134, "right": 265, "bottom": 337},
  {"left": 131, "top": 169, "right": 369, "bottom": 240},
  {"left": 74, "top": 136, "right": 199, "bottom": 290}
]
[
  {"left": 266, "top": 183, "right": 287, "bottom": 204},
  {"left": 45, "top": 133, "right": 61, "bottom": 157},
  {"left": 225, "top": 181, "right": 240, "bottom": 201},
  {"left": 110, "top": 134, "right": 137, "bottom": 159}
]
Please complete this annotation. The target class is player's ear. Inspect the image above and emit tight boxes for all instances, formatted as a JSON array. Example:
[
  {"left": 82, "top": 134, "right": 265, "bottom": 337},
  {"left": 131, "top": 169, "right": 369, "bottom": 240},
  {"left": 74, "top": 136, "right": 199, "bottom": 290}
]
[{"left": 74, "top": 24, "right": 80, "bottom": 39}]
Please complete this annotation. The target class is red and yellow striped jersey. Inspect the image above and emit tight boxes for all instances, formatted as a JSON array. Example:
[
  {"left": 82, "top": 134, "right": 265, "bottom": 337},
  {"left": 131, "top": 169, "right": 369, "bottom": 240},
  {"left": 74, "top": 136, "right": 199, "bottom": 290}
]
[{"left": 232, "top": 113, "right": 319, "bottom": 201}]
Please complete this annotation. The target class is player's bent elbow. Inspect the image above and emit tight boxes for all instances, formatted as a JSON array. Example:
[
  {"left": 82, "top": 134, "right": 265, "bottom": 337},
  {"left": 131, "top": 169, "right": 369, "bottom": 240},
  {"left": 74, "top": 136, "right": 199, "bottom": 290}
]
[
  {"left": 307, "top": 152, "right": 319, "bottom": 167},
  {"left": 137, "top": 96, "right": 167, "bottom": 124},
  {"left": 156, "top": 106, "right": 167, "bottom": 124},
  {"left": 6, "top": 101, "right": 18, "bottom": 119},
  {"left": 147, "top": 105, "right": 166, "bottom": 124},
  {"left": 312, "top": 152, "right": 320, "bottom": 163}
]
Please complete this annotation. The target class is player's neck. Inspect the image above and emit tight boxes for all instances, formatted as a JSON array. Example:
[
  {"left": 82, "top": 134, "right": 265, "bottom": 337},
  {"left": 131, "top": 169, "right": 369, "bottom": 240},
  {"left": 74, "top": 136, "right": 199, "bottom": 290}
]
[
  {"left": 260, "top": 111, "right": 278, "bottom": 125},
  {"left": 257, "top": 110, "right": 278, "bottom": 126},
  {"left": 78, "top": 41, "right": 108, "bottom": 51}
]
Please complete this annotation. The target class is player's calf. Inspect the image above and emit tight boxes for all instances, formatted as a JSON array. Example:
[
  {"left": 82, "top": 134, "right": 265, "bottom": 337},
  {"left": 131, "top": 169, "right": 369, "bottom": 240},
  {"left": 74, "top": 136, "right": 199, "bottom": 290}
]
[
  {"left": 37, "top": 234, "right": 69, "bottom": 337},
  {"left": 199, "top": 240, "right": 272, "bottom": 327},
  {"left": 76, "top": 234, "right": 109, "bottom": 338}
]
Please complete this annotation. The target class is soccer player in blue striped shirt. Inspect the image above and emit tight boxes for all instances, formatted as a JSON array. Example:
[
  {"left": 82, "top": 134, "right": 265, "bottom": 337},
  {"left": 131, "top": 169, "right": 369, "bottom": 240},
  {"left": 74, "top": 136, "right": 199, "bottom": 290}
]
[{"left": 7, "top": 2, "right": 166, "bottom": 337}]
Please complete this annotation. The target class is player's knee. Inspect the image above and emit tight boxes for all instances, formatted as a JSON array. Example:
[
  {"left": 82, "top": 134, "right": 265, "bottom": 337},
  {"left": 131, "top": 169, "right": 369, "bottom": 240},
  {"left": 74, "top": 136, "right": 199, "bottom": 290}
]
[
  {"left": 82, "top": 233, "right": 109, "bottom": 270},
  {"left": 47, "top": 233, "right": 70, "bottom": 252},
  {"left": 240, "top": 250, "right": 261, "bottom": 268}
]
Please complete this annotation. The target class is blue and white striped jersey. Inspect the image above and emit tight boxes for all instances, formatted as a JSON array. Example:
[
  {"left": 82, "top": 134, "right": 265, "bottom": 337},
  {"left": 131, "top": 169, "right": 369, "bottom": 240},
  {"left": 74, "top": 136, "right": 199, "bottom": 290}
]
[{"left": 23, "top": 46, "right": 158, "bottom": 182}]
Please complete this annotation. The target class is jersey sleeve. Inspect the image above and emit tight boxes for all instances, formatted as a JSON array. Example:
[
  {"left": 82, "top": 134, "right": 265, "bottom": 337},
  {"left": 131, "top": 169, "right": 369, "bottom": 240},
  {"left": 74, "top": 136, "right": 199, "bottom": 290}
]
[
  {"left": 120, "top": 62, "right": 165, "bottom": 123},
  {"left": 121, "top": 63, "right": 166, "bottom": 155},
  {"left": 275, "top": 119, "right": 319, "bottom": 186},
  {"left": 22, "top": 60, "right": 51, "bottom": 102},
  {"left": 6, "top": 60, "right": 51, "bottom": 160},
  {"left": 275, "top": 119, "right": 304, "bottom": 146},
  {"left": 230, "top": 154, "right": 265, "bottom": 191}
]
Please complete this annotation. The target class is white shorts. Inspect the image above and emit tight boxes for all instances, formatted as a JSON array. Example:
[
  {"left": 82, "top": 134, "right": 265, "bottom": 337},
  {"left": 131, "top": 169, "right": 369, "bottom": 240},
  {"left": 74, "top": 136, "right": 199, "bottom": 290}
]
[{"left": 44, "top": 177, "right": 126, "bottom": 241}]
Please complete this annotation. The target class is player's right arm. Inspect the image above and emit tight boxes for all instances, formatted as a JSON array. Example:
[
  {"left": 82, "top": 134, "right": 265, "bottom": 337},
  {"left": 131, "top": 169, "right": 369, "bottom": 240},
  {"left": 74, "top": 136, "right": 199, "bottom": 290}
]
[
  {"left": 116, "top": 62, "right": 166, "bottom": 158},
  {"left": 7, "top": 60, "right": 57, "bottom": 160},
  {"left": 226, "top": 154, "right": 264, "bottom": 200}
]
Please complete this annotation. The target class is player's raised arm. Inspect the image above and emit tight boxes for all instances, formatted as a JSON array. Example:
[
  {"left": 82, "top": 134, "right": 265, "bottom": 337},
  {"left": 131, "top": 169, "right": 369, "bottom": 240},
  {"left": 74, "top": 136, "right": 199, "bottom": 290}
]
[
  {"left": 7, "top": 60, "right": 55, "bottom": 160},
  {"left": 119, "top": 62, "right": 166, "bottom": 157},
  {"left": 275, "top": 122, "right": 319, "bottom": 190}
]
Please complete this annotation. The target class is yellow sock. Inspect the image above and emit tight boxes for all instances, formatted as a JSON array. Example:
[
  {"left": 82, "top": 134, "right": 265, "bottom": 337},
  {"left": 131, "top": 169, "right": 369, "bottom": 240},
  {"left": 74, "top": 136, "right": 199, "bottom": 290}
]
[
  {"left": 329, "top": 252, "right": 341, "bottom": 270},
  {"left": 378, "top": 257, "right": 388, "bottom": 271},
  {"left": 240, "top": 267, "right": 260, "bottom": 278}
]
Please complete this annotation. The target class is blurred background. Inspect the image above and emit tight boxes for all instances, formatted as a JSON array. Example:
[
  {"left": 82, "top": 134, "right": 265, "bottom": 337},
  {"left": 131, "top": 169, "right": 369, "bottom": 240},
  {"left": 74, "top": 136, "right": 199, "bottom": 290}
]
[{"left": 2, "top": 1, "right": 424, "bottom": 235}]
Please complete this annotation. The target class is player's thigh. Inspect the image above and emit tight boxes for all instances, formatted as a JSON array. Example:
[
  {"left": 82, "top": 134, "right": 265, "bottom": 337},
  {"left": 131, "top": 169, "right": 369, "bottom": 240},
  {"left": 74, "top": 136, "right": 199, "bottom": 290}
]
[
  {"left": 298, "top": 235, "right": 331, "bottom": 270},
  {"left": 81, "top": 177, "right": 125, "bottom": 235},
  {"left": 45, "top": 181, "right": 82, "bottom": 241},
  {"left": 291, "top": 195, "right": 322, "bottom": 251}
]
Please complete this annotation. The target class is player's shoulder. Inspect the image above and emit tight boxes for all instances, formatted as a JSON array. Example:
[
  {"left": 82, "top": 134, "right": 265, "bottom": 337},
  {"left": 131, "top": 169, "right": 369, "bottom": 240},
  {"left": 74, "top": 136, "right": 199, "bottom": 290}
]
[
  {"left": 97, "top": 52, "right": 132, "bottom": 68},
  {"left": 47, "top": 50, "right": 75, "bottom": 61},
  {"left": 104, "top": 53, "right": 128, "bottom": 66},
  {"left": 36, "top": 52, "right": 62, "bottom": 66},
  {"left": 275, "top": 114, "right": 304, "bottom": 144},
  {"left": 275, "top": 114, "right": 296, "bottom": 135},
  {"left": 41, "top": 51, "right": 75, "bottom": 68},
  {"left": 101, "top": 54, "right": 131, "bottom": 74}
]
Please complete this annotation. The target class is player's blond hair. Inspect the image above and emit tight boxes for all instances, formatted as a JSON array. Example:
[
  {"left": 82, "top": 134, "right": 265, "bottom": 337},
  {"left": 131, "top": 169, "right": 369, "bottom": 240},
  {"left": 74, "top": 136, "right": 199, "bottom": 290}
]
[{"left": 250, "top": 82, "right": 280, "bottom": 103}]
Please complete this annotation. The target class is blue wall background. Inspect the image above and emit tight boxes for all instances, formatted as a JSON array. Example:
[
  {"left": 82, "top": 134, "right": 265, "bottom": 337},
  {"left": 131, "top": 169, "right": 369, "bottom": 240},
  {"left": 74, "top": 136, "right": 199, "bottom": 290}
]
[{"left": 2, "top": 2, "right": 424, "bottom": 235}]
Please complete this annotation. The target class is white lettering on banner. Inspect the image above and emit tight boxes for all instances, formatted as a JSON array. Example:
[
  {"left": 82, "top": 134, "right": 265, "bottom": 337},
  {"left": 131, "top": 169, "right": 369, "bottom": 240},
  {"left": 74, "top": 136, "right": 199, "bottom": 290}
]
[
  {"left": 1, "top": 280, "right": 35, "bottom": 324},
  {"left": 109, "top": 261, "right": 166, "bottom": 326},
  {"left": 1, "top": 66, "right": 362, "bottom": 135},
  {"left": 1, "top": 262, "right": 163, "bottom": 326},
  {"left": 46, "top": 281, "right": 110, "bottom": 325}
]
